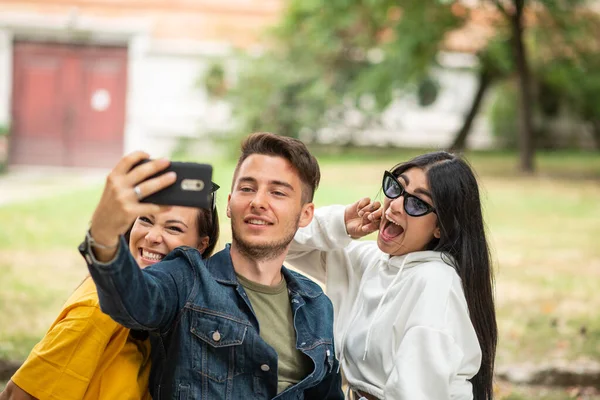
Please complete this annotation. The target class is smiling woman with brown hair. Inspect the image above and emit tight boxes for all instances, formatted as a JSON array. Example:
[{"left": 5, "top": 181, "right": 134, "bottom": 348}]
[{"left": 0, "top": 156, "right": 219, "bottom": 400}]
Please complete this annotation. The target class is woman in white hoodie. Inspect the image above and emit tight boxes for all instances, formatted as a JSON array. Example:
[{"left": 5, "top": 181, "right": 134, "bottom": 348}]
[{"left": 287, "top": 151, "right": 497, "bottom": 400}]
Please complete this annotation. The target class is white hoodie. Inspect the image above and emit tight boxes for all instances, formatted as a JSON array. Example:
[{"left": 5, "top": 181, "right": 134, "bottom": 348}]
[{"left": 287, "top": 205, "right": 482, "bottom": 400}]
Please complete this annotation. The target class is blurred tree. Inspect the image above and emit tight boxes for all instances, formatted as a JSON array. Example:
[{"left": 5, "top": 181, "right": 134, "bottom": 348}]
[
  {"left": 453, "top": 1, "right": 600, "bottom": 154},
  {"left": 484, "top": 0, "right": 596, "bottom": 172},
  {"left": 223, "top": 0, "right": 598, "bottom": 171},
  {"left": 226, "top": 0, "right": 464, "bottom": 141},
  {"left": 533, "top": 6, "right": 600, "bottom": 150},
  {"left": 448, "top": 33, "right": 513, "bottom": 152}
]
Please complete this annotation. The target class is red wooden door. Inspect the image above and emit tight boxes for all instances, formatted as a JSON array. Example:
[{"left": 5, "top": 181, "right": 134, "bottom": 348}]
[{"left": 11, "top": 42, "right": 128, "bottom": 167}]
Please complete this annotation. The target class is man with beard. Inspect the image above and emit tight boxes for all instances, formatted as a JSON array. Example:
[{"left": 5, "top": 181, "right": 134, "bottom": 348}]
[{"left": 80, "top": 132, "right": 343, "bottom": 399}]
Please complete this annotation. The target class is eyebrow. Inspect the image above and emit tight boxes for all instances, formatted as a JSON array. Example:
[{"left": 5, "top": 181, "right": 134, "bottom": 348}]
[
  {"left": 238, "top": 176, "right": 295, "bottom": 192},
  {"left": 166, "top": 219, "right": 188, "bottom": 228},
  {"left": 398, "top": 174, "right": 433, "bottom": 199}
]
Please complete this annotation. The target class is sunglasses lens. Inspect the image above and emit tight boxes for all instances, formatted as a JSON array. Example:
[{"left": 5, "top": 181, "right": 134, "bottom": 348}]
[
  {"left": 405, "top": 197, "right": 430, "bottom": 216},
  {"left": 383, "top": 175, "right": 402, "bottom": 198}
]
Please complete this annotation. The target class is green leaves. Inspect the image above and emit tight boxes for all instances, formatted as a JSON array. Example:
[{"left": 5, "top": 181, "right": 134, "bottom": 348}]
[
  {"left": 225, "top": 0, "right": 600, "bottom": 151},
  {"left": 227, "top": 0, "right": 469, "bottom": 141}
]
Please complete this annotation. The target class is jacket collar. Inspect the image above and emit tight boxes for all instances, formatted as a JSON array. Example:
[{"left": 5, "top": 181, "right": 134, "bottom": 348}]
[{"left": 206, "top": 244, "right": 321, "bottom": 299}]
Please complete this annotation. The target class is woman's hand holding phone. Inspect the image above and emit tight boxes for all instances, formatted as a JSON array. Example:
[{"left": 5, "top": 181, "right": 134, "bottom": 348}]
[{"left": 89, "top": 151, "right": 176, "bottom": 262}]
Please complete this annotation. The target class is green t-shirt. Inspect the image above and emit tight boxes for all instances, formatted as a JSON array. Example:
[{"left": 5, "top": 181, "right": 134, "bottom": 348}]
[{"left": 237, "top": 273, "right": 312, "bottom": 394}]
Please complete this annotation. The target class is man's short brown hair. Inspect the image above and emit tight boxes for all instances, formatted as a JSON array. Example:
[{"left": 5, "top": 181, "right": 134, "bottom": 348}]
[{"left": 233, "top": 132, "right": 320, "bottom": 203}]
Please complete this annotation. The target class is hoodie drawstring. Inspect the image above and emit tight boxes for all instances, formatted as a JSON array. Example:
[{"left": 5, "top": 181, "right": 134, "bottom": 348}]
[
  {"left": 362, "top": 254, "right": 410, "bottom": 361},
  {"left": 337, "top": 258, "right": 382, "bottom": 372}
]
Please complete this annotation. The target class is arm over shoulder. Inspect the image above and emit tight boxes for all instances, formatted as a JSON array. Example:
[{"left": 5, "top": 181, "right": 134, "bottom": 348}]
[{"left": 287, "top": 205, "right": 352, "bottom": 283}]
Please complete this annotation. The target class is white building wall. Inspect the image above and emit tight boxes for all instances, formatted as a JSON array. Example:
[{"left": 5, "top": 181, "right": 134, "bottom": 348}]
[
  {"left": 0, "top": 11, "right": 232, "bottom": 161},
  {"left": 125, "top": 42, "right": 232, "bottom": 158},
  {"left": 0, "top": 10, "right": 495, "bottom": 163},
  {"left": 0, "top": 30, "right": 13, "bottom": 129},
  {"left": 315, "top": 59, "right": 494, "bottom": 150}
]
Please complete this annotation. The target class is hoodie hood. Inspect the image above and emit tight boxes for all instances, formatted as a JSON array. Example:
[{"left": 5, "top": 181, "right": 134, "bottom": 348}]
[{"left": 379, "top": 250, "right": 453, "bottom": 271}]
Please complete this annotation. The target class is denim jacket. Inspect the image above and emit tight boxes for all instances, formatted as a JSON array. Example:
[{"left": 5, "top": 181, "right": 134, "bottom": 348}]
[{"left": 81, "top": 237, "right": 343, "bottom": 400}]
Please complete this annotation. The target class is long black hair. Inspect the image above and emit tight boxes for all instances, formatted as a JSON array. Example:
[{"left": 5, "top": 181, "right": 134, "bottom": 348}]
[{"left": 391, "top": 151, "right": 497, "bottom": 400}]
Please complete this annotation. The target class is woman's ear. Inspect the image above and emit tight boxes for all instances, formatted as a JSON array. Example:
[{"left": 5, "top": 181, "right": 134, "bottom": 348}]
[
  {"left": 434, "top": 226, "right": 441, "bottom": 239},
  {"left": 197, "top": 236, "right": 210, "bottom": 255}
]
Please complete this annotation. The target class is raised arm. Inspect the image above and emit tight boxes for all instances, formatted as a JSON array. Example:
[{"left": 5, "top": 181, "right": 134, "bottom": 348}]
[
  {"left": 287, "top": 199, "right": 381, "bottom": 281},
  {"left": 87, "top": 151, "right": 175, "bottom": 262},
  {"left": 81, "top": 151, "right": 191, "bottom": 331}
]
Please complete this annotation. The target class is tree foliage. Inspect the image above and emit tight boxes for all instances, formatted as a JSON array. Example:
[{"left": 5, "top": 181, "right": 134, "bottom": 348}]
[
  {"left": 226, "top": 0, "right": 465, "bottom": 140},
  {"left": 221, "top": 0, "right": 600, "bottom": 168}
]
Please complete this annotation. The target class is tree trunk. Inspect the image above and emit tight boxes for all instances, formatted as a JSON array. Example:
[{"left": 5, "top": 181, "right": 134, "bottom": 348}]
[
  {"left": 511, "top": 0, "right": 536, "bottom": 173},
  {"left": 449, "top": 68, "right": 494, "bottom": 151}
]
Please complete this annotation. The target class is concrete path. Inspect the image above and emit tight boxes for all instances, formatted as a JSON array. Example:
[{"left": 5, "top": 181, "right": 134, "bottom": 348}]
[{"left": 0, "top": 166, "right": 108, "bottom": 206}]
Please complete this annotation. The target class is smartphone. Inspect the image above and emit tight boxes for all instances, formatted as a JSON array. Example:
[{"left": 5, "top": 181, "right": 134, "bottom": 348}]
[{"left": 133, "top": 159, "right": 214, "bottom": 209}]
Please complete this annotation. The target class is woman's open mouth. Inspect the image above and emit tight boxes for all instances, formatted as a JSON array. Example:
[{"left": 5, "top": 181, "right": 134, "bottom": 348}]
[{"left": 380, "top": 216, "right": 405, "bottom": 242}]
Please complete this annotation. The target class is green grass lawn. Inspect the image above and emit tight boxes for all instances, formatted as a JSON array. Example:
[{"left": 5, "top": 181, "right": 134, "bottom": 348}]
[{"left": 0, "top": 149, "right": 599, "bottom": 398}]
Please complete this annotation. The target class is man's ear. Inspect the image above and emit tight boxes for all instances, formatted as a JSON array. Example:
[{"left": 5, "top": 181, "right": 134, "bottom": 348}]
[
  {"left": 197, "top": 236, "right": 210, "bottom": 255},
  {"left": 298, "top": 202, "right": 315, "bottom": 228},
  {"left": 226, "top": 194, "right": 232, "bottom": 218}
]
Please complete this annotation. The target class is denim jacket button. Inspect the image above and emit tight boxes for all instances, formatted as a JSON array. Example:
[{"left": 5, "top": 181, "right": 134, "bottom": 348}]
[
  {"left": 212, "top": 331, "right": 221, "bottom": 342},
  {"left": 260, "top": 364, "right": 270, "bottom": 372}
]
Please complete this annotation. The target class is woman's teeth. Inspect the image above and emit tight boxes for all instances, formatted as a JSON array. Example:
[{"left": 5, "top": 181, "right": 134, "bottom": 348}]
[
  {"left": 142, "top": 249, "right": 164, "bottom": 261},
  {"left": 386, "top": 215, "right": 401, "bottom": 226}
]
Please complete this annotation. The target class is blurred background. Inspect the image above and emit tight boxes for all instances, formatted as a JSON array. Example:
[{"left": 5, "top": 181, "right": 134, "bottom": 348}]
[{"left": 0, "top": 0, "right": 599, "bottom": 398}]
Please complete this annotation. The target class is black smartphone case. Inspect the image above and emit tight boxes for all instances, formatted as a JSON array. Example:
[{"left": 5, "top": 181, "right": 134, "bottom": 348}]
[{"left": 135, "top": 161, "right": 213, "bottom": 209}]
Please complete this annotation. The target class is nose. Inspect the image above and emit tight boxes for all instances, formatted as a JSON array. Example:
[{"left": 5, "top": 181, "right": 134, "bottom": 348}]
[
  {"left": 388, "top": 195, "right": 405, "bottom": 215},
  {"left": 250, "top": 189, "right": 268, "bottom": 210},
  {"left": 144, "top": 226, "right": 163, "bottom": 244}
]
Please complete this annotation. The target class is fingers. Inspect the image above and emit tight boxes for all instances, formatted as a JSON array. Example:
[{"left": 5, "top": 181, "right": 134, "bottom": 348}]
[
  {"left": 112, "top": 151, "right": 151, "bottom": 175},
  {"left": 126, "top": 158, "right": 171, "bottom": 187},
  {"left": 356, "top": 197, "right": 371, "bottom": 212},
  {"left": 368, "top": 203, "right": 383, "bottom": 221},
  {"left": 133, "top": 171, "right": 177, "bottom": 200},
  {"left": 358, "top": 199, "right": 381, "bottom": 217},
  {"left": 361, "top": 221, "right": 380, "bottom": 234}
]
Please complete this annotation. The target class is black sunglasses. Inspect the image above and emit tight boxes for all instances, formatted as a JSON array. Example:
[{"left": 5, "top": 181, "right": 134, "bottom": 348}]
[{"left": 382, "top": 171, "right": 436, "bottom": 217}]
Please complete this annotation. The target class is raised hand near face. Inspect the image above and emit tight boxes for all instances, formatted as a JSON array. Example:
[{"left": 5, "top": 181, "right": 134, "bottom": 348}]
[
  {"left": 88, "top": 151, "right": 177, "bottom": 262},
  {"left": 344, "top": 197, "right": 382, "bottom": 239}
]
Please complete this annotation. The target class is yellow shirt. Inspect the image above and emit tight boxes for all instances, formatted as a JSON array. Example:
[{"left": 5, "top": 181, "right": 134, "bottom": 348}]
[{"left": 12, "top": 278, "right": 151, "bottom": 400}]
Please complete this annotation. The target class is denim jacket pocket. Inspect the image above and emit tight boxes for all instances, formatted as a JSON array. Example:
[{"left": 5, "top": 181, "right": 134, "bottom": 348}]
[{"left": 189, "top": 309, "right": 249, "bottom": 383}]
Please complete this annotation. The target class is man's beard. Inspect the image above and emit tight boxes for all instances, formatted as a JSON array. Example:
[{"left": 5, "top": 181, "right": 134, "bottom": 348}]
[{"left": 231, "top": 216, "right": 299, "bottom": 262}]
